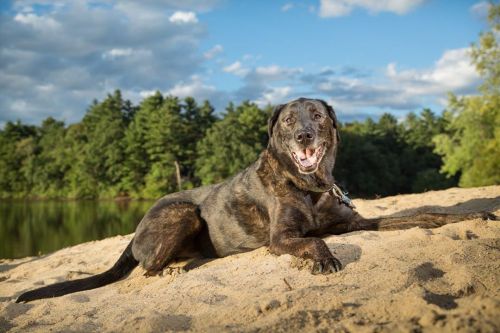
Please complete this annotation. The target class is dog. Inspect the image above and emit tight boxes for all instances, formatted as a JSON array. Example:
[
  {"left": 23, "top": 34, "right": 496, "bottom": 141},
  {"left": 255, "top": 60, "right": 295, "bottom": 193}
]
[{"left": 16, "top": 98, "right": 495, "bottom": 302}]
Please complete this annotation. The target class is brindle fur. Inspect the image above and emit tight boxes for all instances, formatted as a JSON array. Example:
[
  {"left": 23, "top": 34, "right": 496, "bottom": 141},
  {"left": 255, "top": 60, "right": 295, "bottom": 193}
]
[{"left": 16, "top": 98, "right": 496, "bottom": 302}]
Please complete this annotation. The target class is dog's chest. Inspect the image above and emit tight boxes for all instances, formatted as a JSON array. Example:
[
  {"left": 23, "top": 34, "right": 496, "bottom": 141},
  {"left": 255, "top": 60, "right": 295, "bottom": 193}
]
[{"left": 303, "top": 194, "right": 329, "bottom": 232}]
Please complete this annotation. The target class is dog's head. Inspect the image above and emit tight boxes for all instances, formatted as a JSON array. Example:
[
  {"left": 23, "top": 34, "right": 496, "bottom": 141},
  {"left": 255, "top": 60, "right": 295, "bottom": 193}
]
[{"left": 267, "top": 98, "right": 339, "bottom": 192}]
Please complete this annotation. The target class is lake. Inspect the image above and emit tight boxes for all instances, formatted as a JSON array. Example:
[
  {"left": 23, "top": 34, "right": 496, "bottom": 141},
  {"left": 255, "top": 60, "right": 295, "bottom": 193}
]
[{"left": 0, "top": 200, "right": 153, "bottom": 259}]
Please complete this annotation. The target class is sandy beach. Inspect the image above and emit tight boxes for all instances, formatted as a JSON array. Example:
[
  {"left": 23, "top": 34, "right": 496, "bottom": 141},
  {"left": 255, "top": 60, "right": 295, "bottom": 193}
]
[{"left": 1, "top": 186, "right": 499, "bottom": 332}]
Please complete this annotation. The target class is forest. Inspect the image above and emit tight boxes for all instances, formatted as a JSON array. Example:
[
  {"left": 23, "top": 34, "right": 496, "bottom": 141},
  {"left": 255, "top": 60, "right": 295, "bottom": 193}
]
[
  {"left": 0, "top": 90, "right": 492, "bottom": 200},
  {"left": 0, "top": 5, "right": 498, "bottom": 200}
]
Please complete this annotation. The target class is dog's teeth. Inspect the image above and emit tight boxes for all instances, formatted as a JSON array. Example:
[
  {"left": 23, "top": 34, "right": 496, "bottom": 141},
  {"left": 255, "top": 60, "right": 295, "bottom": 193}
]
[{"left": 296, "top": 151, "right": 306, "bottom": 160}]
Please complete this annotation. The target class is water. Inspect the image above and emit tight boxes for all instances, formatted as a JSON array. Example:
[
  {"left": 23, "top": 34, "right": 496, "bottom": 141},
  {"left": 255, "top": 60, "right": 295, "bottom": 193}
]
[{"left": 0, "top": 200, "right": 153, "bottom": 259}]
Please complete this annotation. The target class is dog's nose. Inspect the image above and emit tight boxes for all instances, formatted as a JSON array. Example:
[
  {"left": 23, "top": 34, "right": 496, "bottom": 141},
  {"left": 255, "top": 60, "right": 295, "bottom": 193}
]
[{"left": 295, "top": 129, "right": 315, "bottom": 145}]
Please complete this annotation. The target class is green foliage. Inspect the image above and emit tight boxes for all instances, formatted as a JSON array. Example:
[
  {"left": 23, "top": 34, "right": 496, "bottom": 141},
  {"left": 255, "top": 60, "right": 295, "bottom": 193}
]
[
  {"left": 0, "top": 93, "right": 463, "bottom": 199},
  {"left": 434, "top": 94, "right": 500, "bottom": 187},
  {"left": 195, "top": 101, "right": 270, "bottom": 185},
  {"left": 434, "top": 3, "right": 500, "bottom": 187},
  {"left": 0, "top": 121, "right": 37, "bottom": 197},
  {"left": 335, "top": 111, "right": 456, "bottom": 197}
]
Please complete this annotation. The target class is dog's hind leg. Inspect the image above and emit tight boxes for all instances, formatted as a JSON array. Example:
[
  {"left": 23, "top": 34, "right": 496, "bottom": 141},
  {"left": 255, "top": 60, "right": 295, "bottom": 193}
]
[
  {"left": 315, "top": 193, "right": 496, "bottom": 234},
  {"left": 132, "top": 202, "right": 203, "bottom": 275},
  {"left": 352, "top": 212, "right": 497, "bottom": 232}
]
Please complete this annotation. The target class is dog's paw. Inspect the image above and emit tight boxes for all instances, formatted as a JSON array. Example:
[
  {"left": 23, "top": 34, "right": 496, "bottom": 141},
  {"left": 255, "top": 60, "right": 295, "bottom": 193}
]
[
  {"left": 465, "top": 212, "right": 498, "bottom": 221},
  {"left": 311, "top": 256, "right": 342, "bottom": 275},
  {"left": 481, "top": 212, "right": 498, "bottom": 221}
]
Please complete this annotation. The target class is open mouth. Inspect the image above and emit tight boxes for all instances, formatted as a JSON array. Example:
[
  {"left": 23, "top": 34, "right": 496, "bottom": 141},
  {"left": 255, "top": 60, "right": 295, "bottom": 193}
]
[{"left": 291, "top": 143, "right": 326, "bottom": 174}]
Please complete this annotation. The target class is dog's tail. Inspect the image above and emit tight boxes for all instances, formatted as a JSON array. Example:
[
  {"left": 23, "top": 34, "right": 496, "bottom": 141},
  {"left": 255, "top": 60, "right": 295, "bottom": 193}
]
[{"left": 16, "top": 239, "right": 138, "bottom": 303}]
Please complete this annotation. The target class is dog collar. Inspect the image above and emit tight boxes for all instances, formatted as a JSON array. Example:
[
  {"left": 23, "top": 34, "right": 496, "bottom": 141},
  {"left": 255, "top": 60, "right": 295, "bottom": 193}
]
[{"left": 328, "top": 183, "right": 356, "bottom": 209}]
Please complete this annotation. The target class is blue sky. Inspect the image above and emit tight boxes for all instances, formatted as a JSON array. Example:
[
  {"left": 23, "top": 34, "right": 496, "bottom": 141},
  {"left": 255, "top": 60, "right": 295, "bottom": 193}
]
[{"left": 0, "top": 0, "right": 491, "bottom": 126}]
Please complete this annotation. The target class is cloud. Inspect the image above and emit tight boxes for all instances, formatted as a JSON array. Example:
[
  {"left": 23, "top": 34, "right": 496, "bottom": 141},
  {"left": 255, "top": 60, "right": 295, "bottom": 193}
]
[
  {"left": 255, "top": 86, "right": 292, "bottom": 107},
  {"left": 166, "top": 75, "right": 229, "bottom": 110},
  {"left": 12, "top": 0, "right": 220, "bottom": 13},
  {"left": 233, "top": 64, "right": 304, "bottom": 105},
  {"left": 0, "top": 0, "right": 482, "bottom": 126},
  {"left": 14, "top": 12, "right": 61, "bottom": 30},
  {"left": 223, "top": 61, "right": 250, "bottom": 77},
  {"left": 204, "top": 44, "right": 223, "bottom": 59},
  {"left": 319, "top": 0, "right": 426, "bottom": 18},
  {"left": 311, "top": 47, "right": 480, "bottom": 114},
  {"left": 169, "top": 11, "right": 198, "bottom": 24},
  {"left": 386, "top": 48, "right": 479, "bottom": 95},
  {"left": 470, "top": 1, "right": 491, "bottom": 20},
  {"left": 102, "top": 48, "right": 134, "bottom": 59},
  {"left": 255, "top": 65, "right": 302, "bottom": 77},
  {"left": 281, "top": 3, "right": 294, "bottom": 12},
  {"left": 0, "top": 0, "right": 214, "bottom": 125},
  {"left": 168, "top": 75, "right": 216, "bottom": 98}
]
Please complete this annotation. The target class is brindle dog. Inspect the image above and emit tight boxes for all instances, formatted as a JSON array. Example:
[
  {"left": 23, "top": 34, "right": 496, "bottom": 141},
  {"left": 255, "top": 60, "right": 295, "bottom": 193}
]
[{"left": 16, "top": 98, "right": 495, "bottom": 302}]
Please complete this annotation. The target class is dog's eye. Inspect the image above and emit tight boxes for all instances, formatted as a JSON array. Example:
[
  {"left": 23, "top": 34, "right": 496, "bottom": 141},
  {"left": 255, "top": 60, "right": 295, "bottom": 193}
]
[
  {"left": 313, "top": 113, "right": 322, "bottom": 120},
  {"left": 284, "top": 117, "right": 294, "bottom": 125}
]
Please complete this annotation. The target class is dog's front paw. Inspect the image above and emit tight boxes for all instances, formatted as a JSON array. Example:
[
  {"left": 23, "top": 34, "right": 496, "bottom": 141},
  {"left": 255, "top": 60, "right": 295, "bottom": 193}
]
[
  {"left": 311, "top": 256, "right": 342, "bottom": 275},
  {"left": 481, "top": 212, "right": 498, "bottom": 221}
]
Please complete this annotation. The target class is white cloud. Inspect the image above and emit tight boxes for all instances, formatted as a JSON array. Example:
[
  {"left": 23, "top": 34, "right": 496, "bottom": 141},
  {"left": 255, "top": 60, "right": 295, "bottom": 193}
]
[
  {"left": 102, "top": 48, "right": 133, "bottom": 59},
  {"left": 256, "top": 65, "right": 282, "bottom": 76},
  {"left": 11, "top": 99, "right": 29, "bottom": 113},
  {"left": 36, "top": 84, "right": 55, "bottom": 92},
  {"left": 0, "top": 0, "right": 482, "bottom": 125},
  {"left": 255, "top": 86, "right": 292, "bottom": 107},
  {"left": 319, "top": 0, "right": 426, "bottom": 18},
  {"left": 232, "top": 64, "right": 303, "bottom": 106},
  {"left": 169, "top": 11, "right": 198, "bottom": 24},
  {"left": 319, "top": 0, "right": 351, "bottom": 17},
  {"left": 255, "top": 65, "right": 302, "bottom": 79},
  {"left": 165, "top": 75, "right": 229, "bottom": 109},
  {"left": 386, "top": 48, "right": 479, "bottom": 95},
  {"left": 204, "top": 44, "right": 223, "bottom": 59},
  {"left": 470, "top": 1, "right": 490, "bottom": 19},
  {"left": 281, "top": 3, "right": 294, "bottom": 12},
  {"left": 296, "top": 47, "right": 480, "bottom": 116},
  {"left": 167, "top": 75, "right": 216, "bottom": 98},
  {"left": 0, "top": 1, "right": 210, "bottom": 125},
  {"left": 223, "top": 61, "right": 250, "bottom": 77},
  {"left": 14, "top": 13, "right": 61, "bottom": 30},
  {"left": 139, "top": 90, "right": 157, "bottom": 98}
]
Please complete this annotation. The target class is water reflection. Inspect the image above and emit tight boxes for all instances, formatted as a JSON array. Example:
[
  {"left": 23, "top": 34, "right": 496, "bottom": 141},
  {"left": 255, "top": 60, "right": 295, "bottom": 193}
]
[{"left": 0, "top": 200, "right": 153, "bottom": 259}]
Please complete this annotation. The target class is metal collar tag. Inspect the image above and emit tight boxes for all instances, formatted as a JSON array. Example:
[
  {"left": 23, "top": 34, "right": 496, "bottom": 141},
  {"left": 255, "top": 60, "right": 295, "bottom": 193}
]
[{"left": 328, "top": 183, "right": 356, "bottom": 209}]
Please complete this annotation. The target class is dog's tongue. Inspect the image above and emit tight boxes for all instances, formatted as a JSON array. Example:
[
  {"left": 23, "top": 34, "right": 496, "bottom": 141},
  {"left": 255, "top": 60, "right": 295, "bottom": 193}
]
[{"left": 297, "top": 148, "right": 316, "bottom": 167}]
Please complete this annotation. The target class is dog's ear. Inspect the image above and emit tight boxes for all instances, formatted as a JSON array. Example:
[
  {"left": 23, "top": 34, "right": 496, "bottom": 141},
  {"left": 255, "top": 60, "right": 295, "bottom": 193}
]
[
  {"left": 317, "top": 99, "right": 340, "bottom": 142},
  {"left": 268, "top": 104, "right": 285, "bottom": 139}
]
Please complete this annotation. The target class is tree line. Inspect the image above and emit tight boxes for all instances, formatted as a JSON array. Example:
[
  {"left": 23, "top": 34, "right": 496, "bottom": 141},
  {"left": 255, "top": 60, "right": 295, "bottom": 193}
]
[
  {"left": 0, "top": 92, "right": 473, "bottom": 199},
  {"left": 1, "top": 4, "right": 498, "bottom": 199}
]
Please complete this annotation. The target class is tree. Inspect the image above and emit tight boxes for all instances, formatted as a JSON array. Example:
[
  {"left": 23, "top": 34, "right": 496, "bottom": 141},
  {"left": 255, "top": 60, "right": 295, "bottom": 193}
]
[
  {"left": 0, "top": 121, "right": 37, "bottom": 197},
  {"left": 141, "top": 96, "right": 184, "bottom": 197},
  {"left": 178, "top": 97, "right": 218, "bottom": 186},
  {"left": 195, "top": 101, "right": 269, "bottom": 185},
  {"left": 400, "top": 109, "right": 457, "bottom": 192},
  {"left": 71, "top": 90, "right": 130, "bottom": 198},
  {"left": 335, "top": 116, "right": 405, "bottom": 197},
  {"left": 434, "top": 3, "right": 500, "bottom": 187},
  {"left": 32, "top": 117, "right": 68, "bottom": 197},
  {"left": 121, "top": 92, "right": 164, "bottom": 196}
]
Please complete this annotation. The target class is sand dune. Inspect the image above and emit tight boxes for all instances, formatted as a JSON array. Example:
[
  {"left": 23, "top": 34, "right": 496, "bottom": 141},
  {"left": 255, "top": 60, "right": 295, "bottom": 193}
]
[{"left": 1, "top": 186, "right": 499, "bottom": 332}]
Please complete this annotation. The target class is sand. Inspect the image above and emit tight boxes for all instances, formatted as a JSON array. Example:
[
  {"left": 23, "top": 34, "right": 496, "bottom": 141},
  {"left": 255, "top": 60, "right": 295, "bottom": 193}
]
[{"left": 1, "top": 186, "right": 499, "bottom": 333}]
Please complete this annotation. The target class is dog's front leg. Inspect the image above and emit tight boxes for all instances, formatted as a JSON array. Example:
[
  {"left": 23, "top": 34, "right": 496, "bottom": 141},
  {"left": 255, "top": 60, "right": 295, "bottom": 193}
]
[{"left": 269, "top": 205, "right": 342, "bottom": 274}]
